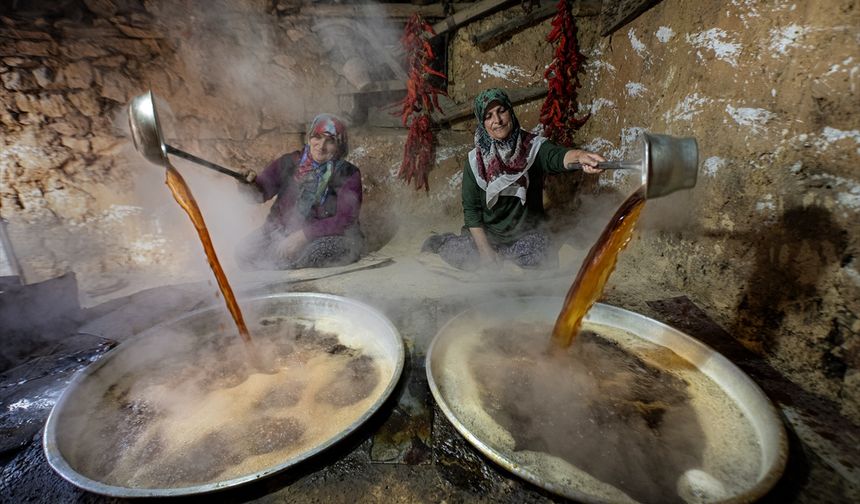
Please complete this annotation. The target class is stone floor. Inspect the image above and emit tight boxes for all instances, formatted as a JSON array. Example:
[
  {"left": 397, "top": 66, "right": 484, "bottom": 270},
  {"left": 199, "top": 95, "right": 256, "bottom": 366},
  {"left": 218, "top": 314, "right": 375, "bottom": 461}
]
[{"left": 1, "top": 254, "right": 858, "bottom": 503}]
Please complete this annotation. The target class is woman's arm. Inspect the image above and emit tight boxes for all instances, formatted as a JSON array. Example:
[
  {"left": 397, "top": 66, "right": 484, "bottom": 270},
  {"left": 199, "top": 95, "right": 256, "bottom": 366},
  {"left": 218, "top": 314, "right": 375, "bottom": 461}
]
[
  {"left": 562, "top": 149, "right": 605, "bottom": 174},
  {"left": 540, "top": 142, "right": 605, "bottom": 175},
  {"left": 461, "top": 162, "right": 498, "bottom": 264},
  {"left": 252, "top": 155, "right": 291, "bottom": 202},
  {"left": 467, "top": 226, "right": 498, "bottom": 264},
  {"left": 461, "top": 162, "right": 483, "bottom": 230}
]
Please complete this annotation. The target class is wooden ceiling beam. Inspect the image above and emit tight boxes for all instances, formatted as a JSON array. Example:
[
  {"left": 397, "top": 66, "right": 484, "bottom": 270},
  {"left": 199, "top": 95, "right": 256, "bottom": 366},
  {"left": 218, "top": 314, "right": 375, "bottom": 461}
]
[{"left": 297, "top": 3, "right": 450, "bottom": 20}]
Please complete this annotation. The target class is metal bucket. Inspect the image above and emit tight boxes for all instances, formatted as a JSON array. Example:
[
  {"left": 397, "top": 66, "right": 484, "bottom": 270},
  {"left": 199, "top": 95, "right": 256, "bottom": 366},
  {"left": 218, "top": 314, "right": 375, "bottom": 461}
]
[
  {"left": 642, "top": 133, "right": 699, "bottom": 199},
  {"left": 426, "top": 297, "right": 787, "bottom": 503},
  {"left": 43, "top": 293, "right": 405, "bottom": 497},
  {"left": 566, "top": 132, "right": 699, "bottom": 200}
]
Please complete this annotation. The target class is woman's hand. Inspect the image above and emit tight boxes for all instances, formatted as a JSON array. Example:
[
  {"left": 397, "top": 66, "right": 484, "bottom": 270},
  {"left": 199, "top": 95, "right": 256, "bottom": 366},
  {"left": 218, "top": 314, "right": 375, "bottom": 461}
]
[
  {"left": 237, "top": 169, "right": 263, "bottom": 203},
  {"left": 468, "top": 227, "right": 499, "bottom": 268},
  {"left": 276, "top": 231, "right": 309, "bottom": 261},
  {"left": 478, "top": 249, "right": 499, "bottom": 268},
  {"left": 564, "top": 149, "right": 606, "bottom": 174},
  {"left": 239, "top": 168, "right": 257, "bottom": 183}
]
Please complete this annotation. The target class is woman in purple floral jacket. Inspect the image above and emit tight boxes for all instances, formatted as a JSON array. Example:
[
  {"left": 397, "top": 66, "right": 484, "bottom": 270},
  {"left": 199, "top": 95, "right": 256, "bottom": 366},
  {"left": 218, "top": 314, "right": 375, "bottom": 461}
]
[{"left": 238, "top": 114, "right": 364, "bottom": 270}]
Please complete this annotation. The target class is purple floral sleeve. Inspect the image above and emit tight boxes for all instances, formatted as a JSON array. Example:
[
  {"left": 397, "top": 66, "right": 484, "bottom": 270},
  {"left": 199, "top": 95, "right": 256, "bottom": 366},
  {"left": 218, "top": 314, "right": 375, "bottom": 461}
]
[{"left": 253, "top": 155, "right": 288, "bottom": 201}]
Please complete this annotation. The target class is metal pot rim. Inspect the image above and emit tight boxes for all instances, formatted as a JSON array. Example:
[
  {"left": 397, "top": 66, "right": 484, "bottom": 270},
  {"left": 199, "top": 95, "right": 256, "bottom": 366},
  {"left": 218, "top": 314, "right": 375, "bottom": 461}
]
[
  {"left": 425, "top": 296, "right": 788, "bottom": 504},
  {"left": 43, "top": 292, "right": 405, "bottom": 497}
]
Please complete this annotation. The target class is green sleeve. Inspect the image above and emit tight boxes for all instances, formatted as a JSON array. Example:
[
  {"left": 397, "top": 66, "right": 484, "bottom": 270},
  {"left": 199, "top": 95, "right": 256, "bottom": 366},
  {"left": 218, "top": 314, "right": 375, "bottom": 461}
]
[
  {"left": 537, "top": 140, "right": 571, "bottom": 175},
  {"left": 461, "top": 159, "right": 483, "bottom": 228}
]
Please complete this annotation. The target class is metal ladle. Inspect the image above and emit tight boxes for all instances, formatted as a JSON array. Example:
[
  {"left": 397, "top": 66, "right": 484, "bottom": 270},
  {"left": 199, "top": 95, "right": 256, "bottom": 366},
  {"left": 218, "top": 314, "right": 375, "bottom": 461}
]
[
  {"left": 128, "top": 90, "right": 249, "bottom": 183},
  {"left": 566, "top": 132, "right": 699, "bottom": 199}
]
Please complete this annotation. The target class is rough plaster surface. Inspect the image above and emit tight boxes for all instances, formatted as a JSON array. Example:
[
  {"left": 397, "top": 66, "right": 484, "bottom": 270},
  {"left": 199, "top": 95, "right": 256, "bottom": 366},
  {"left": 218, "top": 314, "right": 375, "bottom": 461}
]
[{"left": 560, "top": 0, "right": 860, "bottom": 428}]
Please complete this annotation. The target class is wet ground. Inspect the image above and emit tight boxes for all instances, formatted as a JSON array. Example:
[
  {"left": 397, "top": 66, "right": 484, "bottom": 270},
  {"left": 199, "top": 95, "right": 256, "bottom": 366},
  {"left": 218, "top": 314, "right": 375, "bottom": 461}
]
[{"left": 1, "top": 257, "right": 857, "bottom": 503}]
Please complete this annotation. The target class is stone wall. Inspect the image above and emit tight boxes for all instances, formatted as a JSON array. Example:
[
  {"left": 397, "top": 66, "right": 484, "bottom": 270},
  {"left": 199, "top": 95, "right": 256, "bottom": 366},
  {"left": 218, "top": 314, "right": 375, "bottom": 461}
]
[
  {"left": 1, "top": 10, "right": 163, "bottom": 287},
  {"left": 574, "top": 0, "right": 859, "bottom": 425},
  {"left": 0, "top": 0, "right": 404, "bottom": 299}
]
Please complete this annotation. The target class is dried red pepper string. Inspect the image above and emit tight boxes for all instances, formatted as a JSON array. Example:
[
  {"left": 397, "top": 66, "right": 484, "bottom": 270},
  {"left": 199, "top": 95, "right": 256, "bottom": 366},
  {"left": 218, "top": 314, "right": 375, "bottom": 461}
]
[
  {"left": 397, "top": 14, "right": 447, "bottom": 192},
  {"left": 400, "top": 115, "right": 434, "bottom": 191},
  {"left": 539, "top": 0, "right": 589, "bottom": 146}
]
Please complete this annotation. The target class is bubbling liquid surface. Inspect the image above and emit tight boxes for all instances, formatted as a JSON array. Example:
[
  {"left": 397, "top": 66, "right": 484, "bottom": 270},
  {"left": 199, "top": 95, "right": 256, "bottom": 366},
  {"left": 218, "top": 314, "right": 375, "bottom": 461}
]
[
  {"left": 63, "top": 317, "right": 386, "bottom": 488},
  {"left": 437, "top": 319, "right": 762, "bottom": 504}
]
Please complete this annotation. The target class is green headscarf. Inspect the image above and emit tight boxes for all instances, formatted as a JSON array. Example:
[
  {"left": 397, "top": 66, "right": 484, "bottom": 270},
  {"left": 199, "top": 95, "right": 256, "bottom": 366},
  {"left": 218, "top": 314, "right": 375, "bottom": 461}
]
[
  {"left": 473, "top": 88, "right": 514, "bottom": 123},
  {"left": 472, "top": 87, "right": 523, "bottom": 154},
  {"left": 470, "top": 88, "right": 542, "bottom": 209}
]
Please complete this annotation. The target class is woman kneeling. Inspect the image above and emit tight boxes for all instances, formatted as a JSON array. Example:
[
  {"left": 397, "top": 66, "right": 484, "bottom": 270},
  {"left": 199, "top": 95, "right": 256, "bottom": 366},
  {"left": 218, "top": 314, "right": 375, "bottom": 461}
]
[
  {"left": 238, "top": 114, "right": 364, "bottom": 270},
  {"left": 423, "top": 88, "right": 604, "bottom": 270}
]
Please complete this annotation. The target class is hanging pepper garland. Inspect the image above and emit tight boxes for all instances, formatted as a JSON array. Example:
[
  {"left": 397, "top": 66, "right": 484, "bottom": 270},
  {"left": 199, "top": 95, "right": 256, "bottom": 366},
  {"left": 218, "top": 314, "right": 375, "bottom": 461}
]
[
  {"left": 398, "top": 14, "right": 447, "bottom": 192},
  {"left": 539, "top": 0, "right": 589, "bottom": 146}
]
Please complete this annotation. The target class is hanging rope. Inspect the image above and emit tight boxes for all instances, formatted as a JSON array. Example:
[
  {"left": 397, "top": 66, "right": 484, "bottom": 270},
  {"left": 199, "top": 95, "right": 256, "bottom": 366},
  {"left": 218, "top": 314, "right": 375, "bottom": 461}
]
[
  {"left": 539, "top": 0, "right": 589, "bottom": 146},
  {"left": 398, "top": 14, "right": 447, "bottom": 192}
]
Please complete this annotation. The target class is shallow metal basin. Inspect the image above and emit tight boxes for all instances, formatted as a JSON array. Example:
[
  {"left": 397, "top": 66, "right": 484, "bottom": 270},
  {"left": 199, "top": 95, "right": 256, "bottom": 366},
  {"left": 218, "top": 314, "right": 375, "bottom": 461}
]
[
  {"left": 43, "top": 293, "right": 405, "bottom": 497},
  {"left": 426, "top": 297, "right": 787, "bottom": 503}
]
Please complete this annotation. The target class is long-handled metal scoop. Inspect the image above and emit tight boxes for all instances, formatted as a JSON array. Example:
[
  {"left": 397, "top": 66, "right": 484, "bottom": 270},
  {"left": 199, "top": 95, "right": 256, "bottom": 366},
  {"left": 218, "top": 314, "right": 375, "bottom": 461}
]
[
  {"left": 566, "top": 132, "right": 699, "bottom": 199},
  {"left": 128, "top": 90, "right": 250, "bottom": 183}
]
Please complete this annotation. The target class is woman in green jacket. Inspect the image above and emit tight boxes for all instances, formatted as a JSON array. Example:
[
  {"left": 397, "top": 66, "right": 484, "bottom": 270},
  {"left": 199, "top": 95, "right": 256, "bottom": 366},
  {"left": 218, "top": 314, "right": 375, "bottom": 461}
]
[{"left": 423, "top": 88, "right": 604, "bottom": 270}]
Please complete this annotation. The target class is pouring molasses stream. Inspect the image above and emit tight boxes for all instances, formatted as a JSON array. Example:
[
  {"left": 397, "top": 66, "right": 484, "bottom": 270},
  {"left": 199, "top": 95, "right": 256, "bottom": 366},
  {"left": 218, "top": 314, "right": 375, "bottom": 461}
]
[
  {"left": 553, "top": 133, "right": 699, "bottom": 347},
  {"left": 128, "top": 91, "right": 256, "bottom": 354}
]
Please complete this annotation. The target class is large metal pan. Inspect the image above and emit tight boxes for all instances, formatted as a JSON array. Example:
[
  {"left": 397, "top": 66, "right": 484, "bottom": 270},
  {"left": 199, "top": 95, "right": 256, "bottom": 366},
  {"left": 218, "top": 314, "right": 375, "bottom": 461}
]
[
  {"left": 128, "top": 90, "right": 250, "bottom": 183},
  {"left": 567, "top": 132, "right": 699, "bottom": 199},
  {"left": 43, "top": 293, "right": 405, "bottom": 497},
  {"left": 427, "top": 297, "right": 787, "bottom": 504}
]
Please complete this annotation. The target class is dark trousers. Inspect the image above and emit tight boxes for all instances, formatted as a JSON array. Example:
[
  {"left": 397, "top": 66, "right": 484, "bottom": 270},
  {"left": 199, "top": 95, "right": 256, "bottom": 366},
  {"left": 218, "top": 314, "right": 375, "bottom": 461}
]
[
  {"left": 237, "top": 228, "right": 362, "bottom": 270},
  {"left": 422, "top": 229, "right": 550, "bottom": 271}
]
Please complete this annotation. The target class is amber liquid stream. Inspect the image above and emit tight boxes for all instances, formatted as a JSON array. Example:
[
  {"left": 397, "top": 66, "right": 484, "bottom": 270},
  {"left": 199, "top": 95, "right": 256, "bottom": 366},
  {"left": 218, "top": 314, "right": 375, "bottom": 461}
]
[
  {"left": 165, "top": 165, "right": 251, "bottom": 343},
  {"left": 552, "top": 188, "right": 646, "bottom": 347}
]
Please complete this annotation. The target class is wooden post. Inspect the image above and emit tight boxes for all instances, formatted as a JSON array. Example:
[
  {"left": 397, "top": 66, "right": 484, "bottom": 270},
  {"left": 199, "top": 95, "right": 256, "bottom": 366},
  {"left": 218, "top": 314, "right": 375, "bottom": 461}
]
[
  {"left": 600, "top": 0, "right": 662, "bottom": 37},
  {"left": 471, "top": 4, "right": 556, "bottom": 51}
]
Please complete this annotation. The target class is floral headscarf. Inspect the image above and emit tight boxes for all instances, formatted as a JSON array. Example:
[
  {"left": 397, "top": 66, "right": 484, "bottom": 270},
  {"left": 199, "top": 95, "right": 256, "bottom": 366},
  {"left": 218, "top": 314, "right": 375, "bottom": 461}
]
[
  {"left": 308, "top": 113, "right": 349, "bottom": 158},
  {"left": 295, "top": 114, "right": 349, "bottom": 217},
  {"left": 470, "top": 88, "right": 545, "bottom": 208}
]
